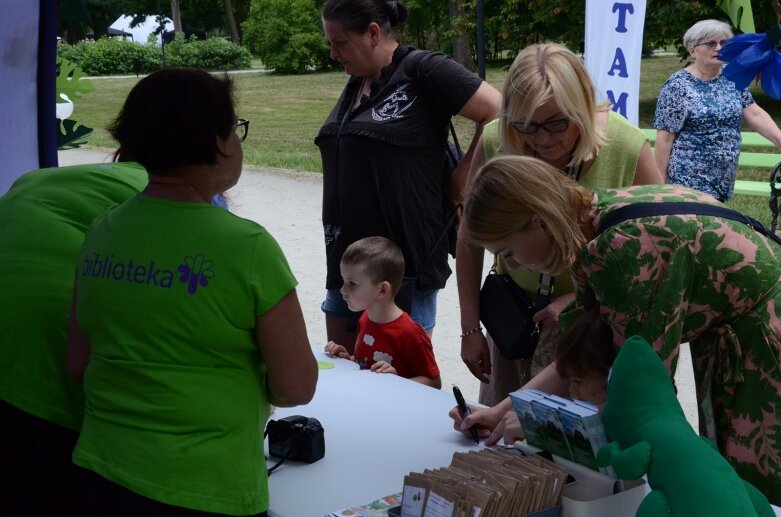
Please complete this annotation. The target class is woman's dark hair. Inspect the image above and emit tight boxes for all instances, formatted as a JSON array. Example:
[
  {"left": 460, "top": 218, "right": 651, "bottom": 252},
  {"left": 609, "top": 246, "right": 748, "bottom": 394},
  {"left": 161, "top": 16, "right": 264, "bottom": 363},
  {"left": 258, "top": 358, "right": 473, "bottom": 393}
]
[
  {"left": 555, "top": 311, "right": 616, "bottom": 380},
  {"left": 322, "top": 0, "right": 407, "bottom": 33},
  {"left": 108, "top": 68, "right": 236, "bottom": 176}
]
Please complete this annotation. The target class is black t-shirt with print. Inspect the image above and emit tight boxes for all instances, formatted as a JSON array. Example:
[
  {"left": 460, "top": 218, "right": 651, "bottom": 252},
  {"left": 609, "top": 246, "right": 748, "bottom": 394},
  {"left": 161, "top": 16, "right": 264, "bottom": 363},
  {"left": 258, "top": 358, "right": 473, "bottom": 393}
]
[{"left": 315, "top": 46, "right": 483, "bottom": 290}]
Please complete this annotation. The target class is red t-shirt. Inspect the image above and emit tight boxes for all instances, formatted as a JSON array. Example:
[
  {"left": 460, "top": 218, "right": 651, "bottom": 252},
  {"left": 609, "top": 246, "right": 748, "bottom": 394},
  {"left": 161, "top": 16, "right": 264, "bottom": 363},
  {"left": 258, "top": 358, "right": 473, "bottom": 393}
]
[{"left": 354, "top": 311, "right": 440, "bottom": 380}]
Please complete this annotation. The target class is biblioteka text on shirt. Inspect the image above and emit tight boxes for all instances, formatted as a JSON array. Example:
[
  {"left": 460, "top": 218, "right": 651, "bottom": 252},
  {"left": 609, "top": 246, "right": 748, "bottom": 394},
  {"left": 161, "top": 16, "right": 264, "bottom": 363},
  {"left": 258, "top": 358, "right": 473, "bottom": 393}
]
[{"left": 82, "top": 252, "right": 174, "bottom": 287}]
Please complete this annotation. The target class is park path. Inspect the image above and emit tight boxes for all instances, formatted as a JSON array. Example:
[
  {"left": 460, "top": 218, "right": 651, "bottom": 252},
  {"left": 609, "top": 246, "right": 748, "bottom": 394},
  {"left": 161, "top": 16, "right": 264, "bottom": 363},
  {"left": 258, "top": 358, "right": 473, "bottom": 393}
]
[{"left": 58, "top": 147, "right": 699, "bottom": 428}]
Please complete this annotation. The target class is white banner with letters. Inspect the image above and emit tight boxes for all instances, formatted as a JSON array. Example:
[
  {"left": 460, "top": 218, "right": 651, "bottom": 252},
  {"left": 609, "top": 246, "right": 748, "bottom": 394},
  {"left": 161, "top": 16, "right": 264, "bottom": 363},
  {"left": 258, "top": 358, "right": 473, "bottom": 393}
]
[{"left": 584, "top": 0, "right": 647, "bottom": 125}]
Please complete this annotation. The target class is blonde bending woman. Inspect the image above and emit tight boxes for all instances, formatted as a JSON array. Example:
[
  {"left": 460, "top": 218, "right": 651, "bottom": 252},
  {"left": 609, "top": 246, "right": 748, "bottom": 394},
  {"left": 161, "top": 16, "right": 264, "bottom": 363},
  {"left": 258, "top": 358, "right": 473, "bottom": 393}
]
[
  {"left": 455, "top": 155, "right": 781, "bottom": 504},
  {"left": 456, "top": 43, "right": 662, "bottom": 406}
]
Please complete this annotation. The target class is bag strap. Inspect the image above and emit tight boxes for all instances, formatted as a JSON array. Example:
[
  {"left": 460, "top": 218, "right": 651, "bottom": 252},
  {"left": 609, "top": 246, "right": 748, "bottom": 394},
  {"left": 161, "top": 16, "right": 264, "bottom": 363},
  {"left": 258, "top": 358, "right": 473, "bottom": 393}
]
[
  {"left": 447, "top": 120, "right": 463, "bottom": 161},
  {"left": 534, "top": 274, "right": 554, "bottom": 309},
  {"left": 598, "top": 201, "right": 781, "bottom": 247}
]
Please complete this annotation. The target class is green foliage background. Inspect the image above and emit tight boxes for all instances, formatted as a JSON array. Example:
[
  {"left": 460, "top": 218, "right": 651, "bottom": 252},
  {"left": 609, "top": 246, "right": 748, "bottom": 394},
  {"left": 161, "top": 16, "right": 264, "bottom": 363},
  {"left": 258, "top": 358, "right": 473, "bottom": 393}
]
[
  {"left": 165, "top": 36, "right": 252, "bottom": 70},
  {"left": 57, "top": 37, "right": 250, "bottom": 76},
  {"left": 242, "top": 0, "right": 333, "bottom": 74}
]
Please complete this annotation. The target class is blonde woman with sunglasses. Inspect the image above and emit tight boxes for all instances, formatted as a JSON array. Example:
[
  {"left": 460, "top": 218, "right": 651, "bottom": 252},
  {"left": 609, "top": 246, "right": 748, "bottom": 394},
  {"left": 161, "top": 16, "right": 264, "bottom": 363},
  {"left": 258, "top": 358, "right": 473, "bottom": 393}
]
[{"left": 456, "top": 43, "right": 662, "bottom": 407}]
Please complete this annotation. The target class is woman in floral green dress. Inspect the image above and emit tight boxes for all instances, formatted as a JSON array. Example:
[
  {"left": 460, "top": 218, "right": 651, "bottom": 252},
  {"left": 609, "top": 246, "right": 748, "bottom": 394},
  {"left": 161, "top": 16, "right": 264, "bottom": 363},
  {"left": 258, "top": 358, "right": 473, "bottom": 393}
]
[{"left": 457, "top": 155, "right": 781, "bottom": 503}]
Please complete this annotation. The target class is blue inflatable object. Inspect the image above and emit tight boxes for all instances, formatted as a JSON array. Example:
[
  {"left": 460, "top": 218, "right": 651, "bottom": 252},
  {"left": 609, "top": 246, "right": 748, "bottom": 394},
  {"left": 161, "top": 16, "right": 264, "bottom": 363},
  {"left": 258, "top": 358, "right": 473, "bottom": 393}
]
[{"left": 720, "top": 25, "right": 781, "bottom": 99}]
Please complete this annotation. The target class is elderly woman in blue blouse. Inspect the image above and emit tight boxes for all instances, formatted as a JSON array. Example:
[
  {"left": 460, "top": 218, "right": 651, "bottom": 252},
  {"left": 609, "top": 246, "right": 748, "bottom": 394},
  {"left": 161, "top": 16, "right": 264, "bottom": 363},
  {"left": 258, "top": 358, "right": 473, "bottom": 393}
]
[{"left": 654, "top": 19, "right": 781, "bottom": 202}]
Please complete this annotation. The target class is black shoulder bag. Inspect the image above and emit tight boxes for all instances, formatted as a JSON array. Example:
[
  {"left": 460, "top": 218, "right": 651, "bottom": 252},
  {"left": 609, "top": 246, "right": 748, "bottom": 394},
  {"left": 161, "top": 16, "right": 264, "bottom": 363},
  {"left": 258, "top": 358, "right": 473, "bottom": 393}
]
[{"left": 479, "top": 271, "right": 554, "bottom": 360}]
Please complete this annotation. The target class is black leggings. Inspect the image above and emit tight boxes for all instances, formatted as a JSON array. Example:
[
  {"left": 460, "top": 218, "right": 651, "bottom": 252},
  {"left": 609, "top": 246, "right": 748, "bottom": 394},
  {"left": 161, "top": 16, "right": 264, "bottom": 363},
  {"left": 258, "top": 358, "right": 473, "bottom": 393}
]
[
  {"left": 81, "top": 468, "right": 268, "bottom": 517},
  {"left": 0, "top": 399, "right": 85, "bottom": 515}
]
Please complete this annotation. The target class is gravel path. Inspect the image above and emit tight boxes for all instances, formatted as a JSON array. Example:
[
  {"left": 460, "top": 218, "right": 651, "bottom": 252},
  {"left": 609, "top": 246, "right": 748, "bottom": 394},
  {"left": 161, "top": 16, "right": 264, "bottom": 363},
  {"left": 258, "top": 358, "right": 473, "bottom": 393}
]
[{"left": 58, "top": 147, "right": 699, "bottom": 430}]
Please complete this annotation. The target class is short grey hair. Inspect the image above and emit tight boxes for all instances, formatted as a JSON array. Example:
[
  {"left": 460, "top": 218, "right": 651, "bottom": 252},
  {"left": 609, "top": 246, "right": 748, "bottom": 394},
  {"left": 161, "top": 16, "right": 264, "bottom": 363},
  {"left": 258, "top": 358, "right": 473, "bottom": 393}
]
[{"left": 683, "top": 19, "right": 733, "bottom": 49}]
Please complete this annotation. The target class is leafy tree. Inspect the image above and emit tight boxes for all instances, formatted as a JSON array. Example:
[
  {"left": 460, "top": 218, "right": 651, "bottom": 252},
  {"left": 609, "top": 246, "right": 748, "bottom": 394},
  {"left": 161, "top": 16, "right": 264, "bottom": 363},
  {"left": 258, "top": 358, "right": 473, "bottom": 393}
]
[
  {"left": 243, "top": 0, "right": 332, "bottom": 73},
  {"left": 404, "top": 0, "right": 450, "bottom": 49},
  {"left": 643, "top": 0, "right": 780, "bottom": 60},
  {"left": 59, "top": 0, "right": 137, "bottom": 43},
  {"left": 60, "top": 0, "right": 252, "bottom": 45}
]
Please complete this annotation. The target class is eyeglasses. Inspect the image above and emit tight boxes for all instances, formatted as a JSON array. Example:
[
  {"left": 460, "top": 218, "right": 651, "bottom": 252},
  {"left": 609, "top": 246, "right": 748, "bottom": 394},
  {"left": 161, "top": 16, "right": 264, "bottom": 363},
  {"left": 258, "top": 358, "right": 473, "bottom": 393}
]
[
  {"left": 234, "top": 119, "right": 250, "bottom": 142},
  {"left": 511, "top": 117, "right": 570, "bottom": 135},
  {"left": 695, "top": 39, "right": 728, "bottom": 50}
]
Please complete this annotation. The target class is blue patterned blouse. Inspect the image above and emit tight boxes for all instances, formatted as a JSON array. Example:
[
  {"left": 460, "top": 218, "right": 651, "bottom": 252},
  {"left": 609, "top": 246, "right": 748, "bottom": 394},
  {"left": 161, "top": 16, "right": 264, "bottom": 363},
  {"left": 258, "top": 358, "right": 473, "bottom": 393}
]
[{"left": 653, "top": 68, "right": 754, "bottom": 201}]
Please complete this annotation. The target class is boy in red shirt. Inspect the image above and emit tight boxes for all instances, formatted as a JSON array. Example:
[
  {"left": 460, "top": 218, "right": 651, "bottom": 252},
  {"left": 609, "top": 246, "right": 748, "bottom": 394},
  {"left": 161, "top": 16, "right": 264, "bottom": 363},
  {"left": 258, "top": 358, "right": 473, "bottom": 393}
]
[{"left": 325, "top": 237, "right": 441, "bottom": 389}]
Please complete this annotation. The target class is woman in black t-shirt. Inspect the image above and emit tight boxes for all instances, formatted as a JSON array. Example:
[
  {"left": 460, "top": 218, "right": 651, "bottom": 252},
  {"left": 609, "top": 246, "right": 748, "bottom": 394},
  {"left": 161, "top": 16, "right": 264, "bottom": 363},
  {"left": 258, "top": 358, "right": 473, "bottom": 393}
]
[{"left": 316, "top": 0, "right": 500, "bottom": 351}]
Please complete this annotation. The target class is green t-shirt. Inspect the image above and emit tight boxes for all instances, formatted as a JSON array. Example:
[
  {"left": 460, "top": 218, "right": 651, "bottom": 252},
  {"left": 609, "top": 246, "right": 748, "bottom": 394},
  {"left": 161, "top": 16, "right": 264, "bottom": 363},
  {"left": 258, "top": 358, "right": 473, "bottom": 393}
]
[
  {"left": 0, "top": 162, "right": 147, "bottom": 431},
  {"left": 483, "top": 112, "right": 647, "bottom": 294},
  {"left": 72, "top": 194, "right": 296, "bottom": 515}
]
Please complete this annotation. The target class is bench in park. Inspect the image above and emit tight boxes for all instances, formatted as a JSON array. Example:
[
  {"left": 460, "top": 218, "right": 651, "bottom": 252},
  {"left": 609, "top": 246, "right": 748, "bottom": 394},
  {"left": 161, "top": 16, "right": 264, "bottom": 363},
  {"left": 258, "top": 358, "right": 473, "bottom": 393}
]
[{"left": 640, "top": 128, "right": 781, "bottom": 197}]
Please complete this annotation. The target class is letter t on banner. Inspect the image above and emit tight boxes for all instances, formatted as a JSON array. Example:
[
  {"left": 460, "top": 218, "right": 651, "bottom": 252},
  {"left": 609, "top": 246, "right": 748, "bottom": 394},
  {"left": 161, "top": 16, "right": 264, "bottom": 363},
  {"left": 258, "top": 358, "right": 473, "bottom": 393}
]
[{"left": 584, "top": 0, "right": 647, "bottom": 125}]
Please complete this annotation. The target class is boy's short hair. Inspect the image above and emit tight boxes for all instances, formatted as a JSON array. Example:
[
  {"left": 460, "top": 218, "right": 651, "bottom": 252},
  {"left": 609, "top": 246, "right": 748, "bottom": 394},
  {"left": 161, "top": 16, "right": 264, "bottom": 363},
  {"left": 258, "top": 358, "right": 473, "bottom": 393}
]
[
  {"left": 556, "top": 311, "right": 616, "bottom": 380},
  {"left": 341, "top": 236, "right": 405, "bottom": 295}
]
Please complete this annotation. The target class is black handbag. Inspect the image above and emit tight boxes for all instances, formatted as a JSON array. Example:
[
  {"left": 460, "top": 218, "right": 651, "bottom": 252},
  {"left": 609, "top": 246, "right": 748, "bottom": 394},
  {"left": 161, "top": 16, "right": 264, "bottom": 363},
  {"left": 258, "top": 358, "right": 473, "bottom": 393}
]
[{"left": 479, "top": 270, "right": 553, "bottom": 360}]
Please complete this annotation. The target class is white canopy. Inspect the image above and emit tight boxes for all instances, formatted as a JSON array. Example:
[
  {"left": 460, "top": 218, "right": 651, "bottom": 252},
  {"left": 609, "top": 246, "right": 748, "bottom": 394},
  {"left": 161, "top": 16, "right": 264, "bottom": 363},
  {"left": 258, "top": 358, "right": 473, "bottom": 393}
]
[{"left": 110, "top": 15, "right": 173, "bottom": 45}]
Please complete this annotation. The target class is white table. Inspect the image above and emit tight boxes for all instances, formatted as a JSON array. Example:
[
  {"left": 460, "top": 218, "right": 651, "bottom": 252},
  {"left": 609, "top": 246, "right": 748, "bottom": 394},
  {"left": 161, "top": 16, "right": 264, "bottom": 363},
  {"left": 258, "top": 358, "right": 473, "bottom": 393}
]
[
  {"left": 266, "top": 366, "right": 480, "bottom": 517},
  {"left": 310, "top": 351, "right": 360, "bottom": 376},
  {"left": 266, "top": 354, "right": 781, "bottom": 517}
]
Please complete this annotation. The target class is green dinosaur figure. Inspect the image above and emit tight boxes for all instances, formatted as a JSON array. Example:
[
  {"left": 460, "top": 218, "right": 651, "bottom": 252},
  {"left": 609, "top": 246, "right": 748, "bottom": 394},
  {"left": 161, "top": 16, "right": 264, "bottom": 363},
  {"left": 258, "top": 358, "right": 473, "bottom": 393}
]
[{"left": 596, "top": 336, "right": 773, "bottom": 517}]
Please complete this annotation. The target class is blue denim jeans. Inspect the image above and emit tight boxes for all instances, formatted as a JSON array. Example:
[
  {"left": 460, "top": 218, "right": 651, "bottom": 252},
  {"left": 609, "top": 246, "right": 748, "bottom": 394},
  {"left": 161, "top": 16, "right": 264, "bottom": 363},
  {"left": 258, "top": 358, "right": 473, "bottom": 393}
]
[{"left": 321, "top": 288, "right": 439, "bottom": 332}]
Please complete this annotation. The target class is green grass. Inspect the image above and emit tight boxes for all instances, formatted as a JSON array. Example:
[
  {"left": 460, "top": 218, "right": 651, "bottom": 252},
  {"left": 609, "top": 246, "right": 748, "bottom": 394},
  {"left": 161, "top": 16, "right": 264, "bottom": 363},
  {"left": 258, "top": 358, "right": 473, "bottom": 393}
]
[{"left": 74, "top": 55, "right": 781, "bottom": 224}]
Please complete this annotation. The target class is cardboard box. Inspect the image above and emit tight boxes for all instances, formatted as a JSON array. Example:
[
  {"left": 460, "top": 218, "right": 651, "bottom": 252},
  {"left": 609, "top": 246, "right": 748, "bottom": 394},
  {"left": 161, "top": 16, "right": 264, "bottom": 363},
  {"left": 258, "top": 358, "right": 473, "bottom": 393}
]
[{"left": 513, "top": 444, "right": 649, "bottom": 517}]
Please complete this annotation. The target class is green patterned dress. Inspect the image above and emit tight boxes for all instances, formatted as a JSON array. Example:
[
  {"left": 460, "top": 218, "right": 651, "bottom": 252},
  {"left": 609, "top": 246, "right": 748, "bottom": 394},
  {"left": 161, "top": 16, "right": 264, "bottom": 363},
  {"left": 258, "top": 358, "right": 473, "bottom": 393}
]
[{"left": 563, "top": 184, "right": 781, "bottom": 503}]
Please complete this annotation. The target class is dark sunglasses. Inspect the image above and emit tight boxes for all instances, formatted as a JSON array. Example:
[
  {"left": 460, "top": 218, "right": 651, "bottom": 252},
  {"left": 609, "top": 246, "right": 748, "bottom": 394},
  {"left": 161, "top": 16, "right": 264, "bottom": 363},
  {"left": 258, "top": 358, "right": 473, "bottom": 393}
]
[{"left": 511, "top": 117, "right": 570, "bottom": 135}]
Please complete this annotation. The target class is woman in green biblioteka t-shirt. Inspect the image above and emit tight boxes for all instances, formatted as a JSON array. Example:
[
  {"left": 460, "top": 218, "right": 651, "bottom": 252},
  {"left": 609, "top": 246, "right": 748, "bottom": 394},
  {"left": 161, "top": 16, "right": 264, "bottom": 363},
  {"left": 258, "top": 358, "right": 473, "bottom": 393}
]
[{"left": 67, "top": 69, "right": 318, "bottom": 516}]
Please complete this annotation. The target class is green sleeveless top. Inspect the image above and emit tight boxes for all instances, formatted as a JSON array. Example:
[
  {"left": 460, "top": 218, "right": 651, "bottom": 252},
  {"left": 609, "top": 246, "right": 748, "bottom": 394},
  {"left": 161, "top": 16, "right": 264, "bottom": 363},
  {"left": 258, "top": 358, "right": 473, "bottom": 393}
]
[{"left": 483, "top": 111, "right": 647, "bottom": 294}]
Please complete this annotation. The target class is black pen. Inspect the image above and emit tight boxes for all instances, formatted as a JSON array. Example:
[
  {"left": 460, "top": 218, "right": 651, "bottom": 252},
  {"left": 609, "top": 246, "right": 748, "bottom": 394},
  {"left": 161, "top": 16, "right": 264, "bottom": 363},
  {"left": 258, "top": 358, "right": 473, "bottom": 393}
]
[{"left": 452, "top": 385, "right": 479, "bottom": 444}]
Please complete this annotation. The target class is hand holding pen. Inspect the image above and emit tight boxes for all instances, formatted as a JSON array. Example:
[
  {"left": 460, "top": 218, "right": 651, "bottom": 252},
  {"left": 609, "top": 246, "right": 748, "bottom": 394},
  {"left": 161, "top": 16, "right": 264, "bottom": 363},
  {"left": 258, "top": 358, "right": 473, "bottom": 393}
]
[{"left": 452, "top": 385, "right": 480, "bottom": 444}]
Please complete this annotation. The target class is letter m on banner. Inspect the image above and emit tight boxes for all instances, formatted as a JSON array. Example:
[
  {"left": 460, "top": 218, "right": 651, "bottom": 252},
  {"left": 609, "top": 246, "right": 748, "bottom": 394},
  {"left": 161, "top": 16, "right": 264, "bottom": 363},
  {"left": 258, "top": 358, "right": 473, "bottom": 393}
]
[{"left": 584, "top": 0, "right": 647, "bottom": 125}]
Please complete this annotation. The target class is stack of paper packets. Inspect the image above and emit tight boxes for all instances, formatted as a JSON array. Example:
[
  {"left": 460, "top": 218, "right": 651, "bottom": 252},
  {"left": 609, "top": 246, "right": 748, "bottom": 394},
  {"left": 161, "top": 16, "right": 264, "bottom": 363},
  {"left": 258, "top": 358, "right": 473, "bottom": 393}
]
[
  {"left": 399, "top": 448, "right": 567, "bottom": 516},
  {"left": 510, "top": 388, "right": 613, "bottom": 477}
]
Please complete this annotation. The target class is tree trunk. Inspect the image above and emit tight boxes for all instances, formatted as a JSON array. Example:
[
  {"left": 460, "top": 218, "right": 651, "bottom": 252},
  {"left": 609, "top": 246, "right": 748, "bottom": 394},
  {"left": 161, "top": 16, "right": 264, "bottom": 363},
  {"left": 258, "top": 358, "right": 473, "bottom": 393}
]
[
  {"left": 90, "top": 11, "right": 110, "bottom": 40},
  {"left": 224, "top": 0, "right": 241, "bottom": 44},
  {"left": 235, "top": 0, "right": 246, "bottom": 41},
  {"left": 170, "top": 0, "right": 183, "bottom": 34},
  {"left": 448, "top": 0, "right": 475, "bottom": 71},
  {"left": 64, "top": 19, "right": 85, "bottom": 45}
]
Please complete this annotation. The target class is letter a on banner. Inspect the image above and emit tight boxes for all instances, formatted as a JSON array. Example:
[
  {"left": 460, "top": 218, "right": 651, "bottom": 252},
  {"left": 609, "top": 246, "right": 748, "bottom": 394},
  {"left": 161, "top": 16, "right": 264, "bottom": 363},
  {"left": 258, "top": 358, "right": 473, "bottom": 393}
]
[{"left": 584, "top": 0, "right": 647, "bottom": 125}]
